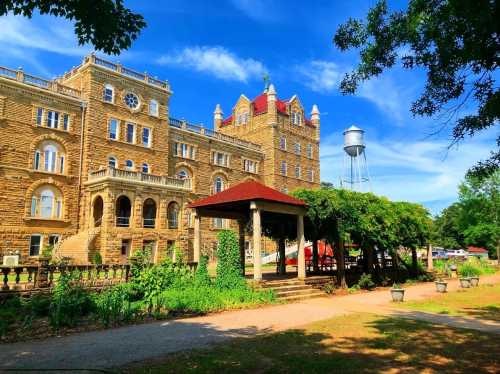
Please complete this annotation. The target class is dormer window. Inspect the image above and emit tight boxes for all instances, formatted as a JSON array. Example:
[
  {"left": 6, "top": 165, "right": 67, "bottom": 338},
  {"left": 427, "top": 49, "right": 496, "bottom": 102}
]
[
  {"left": 149, "top": 99, "right": 159, "bottom": 116},
  {"left": 103, "top": 84, "right": 114, "bottom": 103},
  {"left": 292, "top": 111, "right": 301, "bottom": 126}
]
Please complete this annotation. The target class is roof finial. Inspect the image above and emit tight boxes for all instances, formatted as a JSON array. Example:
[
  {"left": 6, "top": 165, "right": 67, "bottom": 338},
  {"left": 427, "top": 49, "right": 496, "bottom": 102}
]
[{"left": 263, "top": 73, "right": 270, "bottom": 92}]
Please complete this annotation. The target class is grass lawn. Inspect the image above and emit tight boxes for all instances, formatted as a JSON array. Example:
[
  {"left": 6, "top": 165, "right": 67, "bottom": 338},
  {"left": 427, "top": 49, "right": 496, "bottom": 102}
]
[
  {"left": 401, "top": 284, "right": 500, "bottom": 322},
  {"left": 124, "top": 312, "right": 499, "bottom": 373}
]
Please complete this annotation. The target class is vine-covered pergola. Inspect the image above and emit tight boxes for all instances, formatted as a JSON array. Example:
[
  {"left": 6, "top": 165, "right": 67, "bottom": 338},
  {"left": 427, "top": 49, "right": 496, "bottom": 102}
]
[{"left": 188, "top": 181, "right": 308, "bottom": 281}]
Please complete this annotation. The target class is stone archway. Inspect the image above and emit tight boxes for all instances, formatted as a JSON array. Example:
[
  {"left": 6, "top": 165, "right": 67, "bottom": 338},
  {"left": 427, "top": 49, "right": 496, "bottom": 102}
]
[{"left": 93, "top": 195, "right": 104, "bottom": 227}]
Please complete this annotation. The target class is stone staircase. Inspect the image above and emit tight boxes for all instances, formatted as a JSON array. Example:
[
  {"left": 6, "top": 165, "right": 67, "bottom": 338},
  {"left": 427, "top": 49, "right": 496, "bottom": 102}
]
[
  {"left": 54, "top": 228, "right": 100, "bottom": 264},
  {"left": 259, "top": 276, "right": 334, "bottom": 302}
]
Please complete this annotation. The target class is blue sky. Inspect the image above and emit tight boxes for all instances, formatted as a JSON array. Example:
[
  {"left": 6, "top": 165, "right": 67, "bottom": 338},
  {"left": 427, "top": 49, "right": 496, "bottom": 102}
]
[{"left": 0, "top": 0, "right": 496, "bottom": 214}]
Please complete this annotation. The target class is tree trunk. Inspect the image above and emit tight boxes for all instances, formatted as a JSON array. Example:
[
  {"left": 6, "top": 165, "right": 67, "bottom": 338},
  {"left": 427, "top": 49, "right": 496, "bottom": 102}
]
[
  {"left": 334, "top": 239, "right": 347, "bottom": 288},
  {"left": 278, "top": 238, "right": 286, "bottom": 275},
  {"left": 411, "top": 247, "right": 418, "bottom": 277},
  {"left": 392, "top": 249, "right": 400, "bottom": 283},
  {"left": 427, "top": 243, "right": 433, "bottom": 271},
  {"left": 366, "top": 246, "right": 374, "bottom": 274},
  {"left": 312, "top": 239, "right": 319, "bottom": 273}
]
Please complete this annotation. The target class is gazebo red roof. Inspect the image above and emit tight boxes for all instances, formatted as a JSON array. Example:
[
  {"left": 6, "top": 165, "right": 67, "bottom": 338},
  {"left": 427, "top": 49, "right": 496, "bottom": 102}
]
[{"left": 188, "top": 180, "right": 306, "bottom": 208}]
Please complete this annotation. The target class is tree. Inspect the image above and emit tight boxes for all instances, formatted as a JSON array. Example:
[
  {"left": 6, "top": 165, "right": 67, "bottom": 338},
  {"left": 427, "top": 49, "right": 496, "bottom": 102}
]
[
  {"left": 334, "top": 0, "right": 499, "bottom": 178},
  {"left": 0, "top": 0, "right": 146, "bottom": 55},
  {"left": 433, "top": 203, "right": 464, "bottom": 249}
]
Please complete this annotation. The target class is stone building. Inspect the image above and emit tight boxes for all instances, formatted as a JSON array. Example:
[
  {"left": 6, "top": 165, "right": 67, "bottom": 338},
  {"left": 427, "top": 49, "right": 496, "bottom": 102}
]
[{"left": 0, "top": 54, "right": 320, "bottom": 265}]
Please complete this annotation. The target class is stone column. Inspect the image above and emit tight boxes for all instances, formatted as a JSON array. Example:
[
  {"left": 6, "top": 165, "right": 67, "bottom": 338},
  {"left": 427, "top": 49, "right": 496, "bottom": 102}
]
[
  {"left": 427, "top": 243, "right": 433, "bottom": 271},
  {"left": 297, "top": 214, "right": 306, "bottom": 279},
  {"left": 193, "top": 211, "right": 201, "bottom": 263},
  {"left": 252, "top": 203, "right": 262, "bottom": 281},
  {"left": 238, "top": 219, "right": 246, "bottom": 276}
]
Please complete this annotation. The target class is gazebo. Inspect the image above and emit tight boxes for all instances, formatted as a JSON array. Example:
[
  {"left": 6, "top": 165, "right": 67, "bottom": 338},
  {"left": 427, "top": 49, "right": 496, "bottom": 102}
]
[{"left": 188, "top": 181, "right": 308, "bottom": 281}]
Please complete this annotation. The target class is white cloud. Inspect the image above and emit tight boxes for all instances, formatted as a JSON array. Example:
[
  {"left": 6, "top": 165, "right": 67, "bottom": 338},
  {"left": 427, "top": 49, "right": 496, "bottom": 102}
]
[
  {"left": 157, "top": 46, "right": 267, "bottom": 82},
  {"left": 320, "top": 130, "right": 496, "bottom": 214},
  {"left": 294, "top": 60, "right": 343, "bottom": 93}
]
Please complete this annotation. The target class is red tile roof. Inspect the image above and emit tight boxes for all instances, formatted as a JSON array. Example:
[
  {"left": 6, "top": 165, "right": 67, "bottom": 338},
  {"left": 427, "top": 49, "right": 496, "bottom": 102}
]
[
  {"left": 188, "top": 180, "right": 307, "bottom": 208},
  {"left": 467, "top": 246, "right": 488, "bottom": 253},
  {"left": 222, "top": 115, "right": 232, "bottom": 125}
]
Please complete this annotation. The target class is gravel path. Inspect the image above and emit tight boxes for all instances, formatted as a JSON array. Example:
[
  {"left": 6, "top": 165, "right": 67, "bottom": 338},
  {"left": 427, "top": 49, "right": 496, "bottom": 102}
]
[{"left": 1, "top": 274, "right": 499, "bottom": 372}]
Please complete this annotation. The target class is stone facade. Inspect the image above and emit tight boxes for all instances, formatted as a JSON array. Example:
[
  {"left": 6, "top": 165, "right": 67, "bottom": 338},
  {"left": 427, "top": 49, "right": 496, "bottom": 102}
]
[{"left": 0, "top": 54, "right": 320, "bottom": 265}]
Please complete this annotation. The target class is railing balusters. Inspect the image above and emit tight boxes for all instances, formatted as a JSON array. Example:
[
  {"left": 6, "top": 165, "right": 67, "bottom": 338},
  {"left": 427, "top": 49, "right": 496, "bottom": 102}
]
[{"left": 2, "top": 268, "right": 10, "bottom": 291}]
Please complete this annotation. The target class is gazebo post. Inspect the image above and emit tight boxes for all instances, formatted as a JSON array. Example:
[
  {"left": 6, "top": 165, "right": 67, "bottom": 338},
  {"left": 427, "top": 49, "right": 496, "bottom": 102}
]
[
  {"left": 193, "top": 210, "right": 201, "bottom": 263},
  {"left": 297, "top": 214, "right": 306, "bottom": 279},
  {"left": 251, "top": 202, "right": 262, "bottom": 281},
  {"left": 238, "top": 219, "right": 246, "bottom": 276}
]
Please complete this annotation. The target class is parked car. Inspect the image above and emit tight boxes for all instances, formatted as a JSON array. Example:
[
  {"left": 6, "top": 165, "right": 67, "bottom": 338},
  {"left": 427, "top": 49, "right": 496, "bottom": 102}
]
[
  {"left": 432, "top": 250, "right": 448, "bottom": 260},
  {"left": 446, "top": 249, "right": 468, "bottom": 259}
]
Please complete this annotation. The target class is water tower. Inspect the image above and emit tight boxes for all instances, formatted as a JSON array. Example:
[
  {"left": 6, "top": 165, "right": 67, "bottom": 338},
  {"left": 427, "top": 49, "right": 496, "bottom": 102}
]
[{"left": 342, "top": 125, "right": 372, "bottom": 192}]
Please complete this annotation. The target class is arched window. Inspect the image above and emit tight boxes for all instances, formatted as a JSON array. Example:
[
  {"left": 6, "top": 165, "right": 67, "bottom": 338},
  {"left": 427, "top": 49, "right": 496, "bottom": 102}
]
[
  {"left": 177, "top": 168, "right": 189, "bottom": 179},
  {"left": 108, "top": 157, "right": 117, "bottom": 168},
  {"left": 103, "top": 84, "right": 114, "bottom": 103},
  {"left": 30, "top": 185, "right": 63, "bottom": 219},
  {"left": 34, "top": 141, "right": 65, "bottom": 174},
  {"left": 116, "top": 195, "right": 131, "bottom": 227},
  {"left": 142, "top": 163, "right": 149, "bottom": 173},
  {"left": 149, "top": 99, "right": 159, "bottom": 116},
  {"left": 167, "top": 202, "right": 179, "bottom": 229},
  {"left": 125, "top": 159, "right": 134, "bottom": 170},
  {"left": 143, "top": 198, "right": 157, "bottom": 228},
  {"left": 213, "top": 176, "right": 225, "bottom": 194}
]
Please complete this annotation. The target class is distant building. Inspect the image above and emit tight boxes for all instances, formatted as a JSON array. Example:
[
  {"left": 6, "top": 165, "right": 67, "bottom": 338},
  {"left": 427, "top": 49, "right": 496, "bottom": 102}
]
[{"left": 467, "top": 246, "right": 489, "bottom": 259}]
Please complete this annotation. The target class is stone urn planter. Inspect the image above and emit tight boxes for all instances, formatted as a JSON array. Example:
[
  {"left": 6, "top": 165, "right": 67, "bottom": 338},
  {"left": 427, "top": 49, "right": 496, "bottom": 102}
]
[
  {"left": 390, "top": 287, "right": 405, "bottom": 302},
  {"left": 435, "top": 280, "right": 448, "bottom": 293},
  {"left": 459, "top": 277, "right": 471, "bottom": 288},
  {"left": 469, "top": 276, "right": 480, "bottom": 287}
]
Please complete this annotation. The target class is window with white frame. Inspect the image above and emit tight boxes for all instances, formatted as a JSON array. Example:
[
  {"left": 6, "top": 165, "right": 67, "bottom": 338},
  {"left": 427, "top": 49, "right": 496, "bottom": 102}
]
[
  {"left": 29, "top": 235, "right": 42, "bottom": 256},
  {"left": 279, "top": 136, "right": 287, "bottom": 150},
  {"left": 109, "top": 118, "right": 119, "bottom": 140},
  {"left": 103, "top": 84, "right": 114, "bottom": 103},
  {"left": 142, "top": 163, "right": 149, "bottom": 173},
  {"left": 236, "top": 111, "right": 249, "bottom": 125},
  {"left": 213, "top": 217, "right": 226, "bottom": 229},
  {"left": 149, "top": 99, "right": 159, "bottom": 116},
  {"left": 212, "top": 151, "right": 229, "bottom": 167},
  {"left": 126, "top": 123, "right": 135, "bottom": 143},
  {"left": 281, "top": 161, "right": 287, "bottom": 176},
  {"left": 295, "top": 165, "right": 301, "bottom": 178},
  {"left": 36, "top": 108, "right": 44, "bottom": 126},
  {"left": 173, "top": 142, "right": 196, "bottom": 160},
  {"left": 34, "top": 141, "right": 65, "bottom": 174},
  {"left": 48, "top": 234, "right": 60, "bottom": 247},
  {"left": 63, "top": 114, "right": 70, "bottom": 131},
  {"left": 307, "top": 168, "right": 314, "bottom": 182},
  {"left": 125, "top": 159, "right": 134, "bottom": 170},
  {"left": 292, "top": 111, "right": 302, "bottom": 126},
  {"left": 142, "top": 127, "right": 152, "bottom": 147},
  {"left": 243, "top": 159, "right": 257, "bottom": 173},
  {"left": 108, "top": 157, "right": 117, "bottom": 168},
  {"left": 30, "top": 185, "right": 63, "bottom": 219},
  {"left": 213, "top": 176, "right": 225, "bottom": 194},
  {"left": 294, "top": 142, "right": 301, "bottom": 155},
  {"left": 47, "top": 111, "right": 59, "bottom": 129},
  {"left": 306, "top": 143, "right": 313, "bottom": 159}
]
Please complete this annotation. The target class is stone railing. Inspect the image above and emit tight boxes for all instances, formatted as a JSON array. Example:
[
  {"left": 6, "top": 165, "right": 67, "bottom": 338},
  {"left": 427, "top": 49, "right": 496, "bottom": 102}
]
[
  {"left": 60, "top": 53, "right": 170, "bottom": 91},
  {"left": 87, "top": 167, "right": 191, "bottom": 190},
  {"left": 0, "top": 66, "right": 81, "bottom": 99},
  {"left": 169, "top": 117, "right": 262, "bottom": 152}
]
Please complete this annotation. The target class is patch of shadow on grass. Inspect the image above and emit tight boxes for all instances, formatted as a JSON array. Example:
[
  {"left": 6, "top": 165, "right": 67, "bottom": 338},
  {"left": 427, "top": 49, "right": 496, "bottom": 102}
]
[{"left": 463, "top": 305, "right": 500, "bottom": 322}]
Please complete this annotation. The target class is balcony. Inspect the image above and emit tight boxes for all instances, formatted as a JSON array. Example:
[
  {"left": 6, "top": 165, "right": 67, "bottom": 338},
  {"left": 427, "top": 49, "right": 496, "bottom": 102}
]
[
  {"left": 87, "top": 167, "right": 191, "bottom": 191},
  {"left": 169, "top": 118, "right": 262, "bottom": 152}
]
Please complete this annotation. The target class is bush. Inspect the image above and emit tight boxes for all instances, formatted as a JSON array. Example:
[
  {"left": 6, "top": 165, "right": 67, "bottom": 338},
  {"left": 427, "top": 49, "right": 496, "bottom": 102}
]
[
  {"left": 91, "top": 252, "right": 103, "bottom": 265},
  {"left": 94, "top": 283, "right": 137, "bottom": 327},
  {"left": 215, "top": 230, "right": 245, "bottom": 289},
  {"left": 357, "top": 273, "right": 375, "bottom": 290},
  {"left": 195, "top": 255, "right": 211, "bottom": 287},
  {"left": 49, "top": 272, "right": 94, "bottom": 330}
]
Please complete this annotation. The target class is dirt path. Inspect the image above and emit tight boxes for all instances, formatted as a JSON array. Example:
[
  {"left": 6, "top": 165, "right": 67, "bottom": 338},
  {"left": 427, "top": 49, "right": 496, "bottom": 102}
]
[{"left": 1, "top": 274, "right": 499, "bottom": 371}]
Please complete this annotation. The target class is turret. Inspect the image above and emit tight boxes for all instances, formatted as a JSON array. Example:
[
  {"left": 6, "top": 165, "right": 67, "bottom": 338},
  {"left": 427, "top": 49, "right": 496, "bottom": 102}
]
[
  {"left": 311, "top": 104, "right": 320, "bottom": 141},
  {"left": 214, "top": 104, "right": 223, "bottom": 131},
  {"left": 267, "top": 83, "right": 277, "bottom": 125}
]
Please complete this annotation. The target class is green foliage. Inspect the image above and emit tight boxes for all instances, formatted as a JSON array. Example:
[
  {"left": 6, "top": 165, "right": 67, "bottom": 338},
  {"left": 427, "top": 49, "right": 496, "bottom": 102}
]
[
  {"left": 0, "top": 0, "right": 146, "bottom": 55},
  {"left": 215, "top": 230, "right": 245, "bottom": 289},
  {"left": 130, "top": 246, "right": 153, "bottom": 278},
  {"left": 195, "top": 255, "right": 211, "bottom": 287},
  {"left": 334, "top": 0, "right": 500, "bottom": 177},
  {"left": 49, "top": 272, "right": 93, "bottom": 330},
  {"left": 357, "top": 273, "right": 375, "bottom": 290},
  {"left": 94, "top": 283, "right": 138, "bottom": 327},
  {"left": 91, "top": 252, "right": 103, "bottom": 265},
  {"left": 41, "top": 244, "right": 54, "bottom": 258},
  {"left": 458, "top": 262, "right": 481, "bottom": 278}
]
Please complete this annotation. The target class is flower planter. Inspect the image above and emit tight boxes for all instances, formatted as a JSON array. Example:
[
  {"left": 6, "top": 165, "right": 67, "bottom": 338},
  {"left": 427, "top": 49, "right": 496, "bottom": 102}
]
[
  {"left": 390, "top": 288, "right": 405, "bottom": 302},
  {"left": 459, "top": 277, "right": 471, "bottom": 288},
  {"left": 435, "top": 281, "right": 448, "bottom": 293},
  {"left": 469, "top": 276, "right": 479, "bottom": 287}
]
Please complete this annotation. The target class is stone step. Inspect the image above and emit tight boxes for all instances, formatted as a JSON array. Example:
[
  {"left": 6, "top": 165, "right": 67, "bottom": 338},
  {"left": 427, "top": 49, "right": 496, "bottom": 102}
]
[
  {"left": 279, "top": 291, "right": 329, "bottom": 302},
  {"left": 260, "top": 280, "right": 305, "bottom": 288},
  {"left": 268, "top": 284, "right": 313, "bottom": 293},
  {"left": 275, "top": 288, "right": 324, "bottom": 297}
]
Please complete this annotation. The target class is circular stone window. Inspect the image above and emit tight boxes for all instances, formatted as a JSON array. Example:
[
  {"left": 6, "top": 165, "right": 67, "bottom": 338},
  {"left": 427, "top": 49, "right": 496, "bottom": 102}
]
[{"left": 124, "top": 92, "right": 140, "bottom": 110}]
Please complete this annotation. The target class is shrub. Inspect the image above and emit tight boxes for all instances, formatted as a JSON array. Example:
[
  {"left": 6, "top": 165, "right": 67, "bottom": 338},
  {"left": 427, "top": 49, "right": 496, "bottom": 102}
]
[
  {"left": 49, "top": 272, "right": 94, "bottom": 329},
  {"left": 91, "top": 252, "right": 103, "bottom": 265},
  {"left": 458, "top": 260, "right": 482, "bottom": 277},
  {"left": 195, "top": 255, "right": 211, "bottom": 287},
  {"left": 130, "top": 246, "right": 153, "bottom": 278},
  {"left": 357, "top": 273, "right": 375, "bottom": 290},
  {"left": 94, "top": 283, "right": 137, "bottom": 327},
  {"left": 215, "top": 230, "right": 245, "bottom": 290}
]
